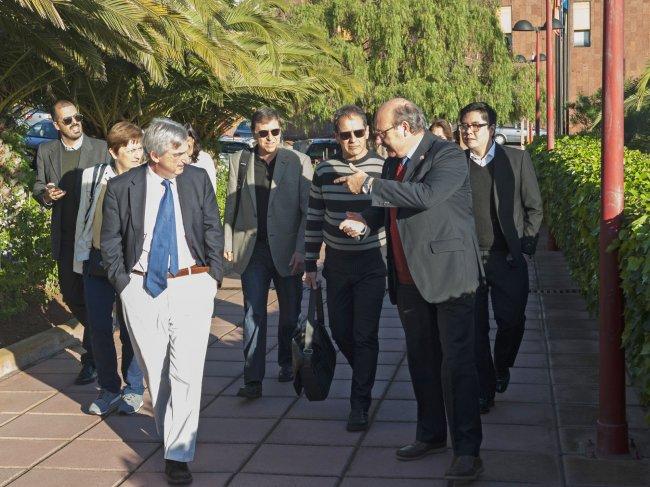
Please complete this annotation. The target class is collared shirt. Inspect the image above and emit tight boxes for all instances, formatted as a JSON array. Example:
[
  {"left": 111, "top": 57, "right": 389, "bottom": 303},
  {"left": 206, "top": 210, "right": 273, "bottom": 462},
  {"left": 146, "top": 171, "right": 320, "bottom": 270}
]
[
  {"left": 254, "top": 150, "right": 277, "bottom": 243},
  {"left": 403, "top": 133, "right": 424, "bottom": 163},
  {"left": 135, "top": 165, "right": 195, "bottom": 273},
  {"left": 469, "top": 141, "right": 496, "bottom": 167},
  {"left": 61, "top": 135, "right": 84, "bottom": 151}
]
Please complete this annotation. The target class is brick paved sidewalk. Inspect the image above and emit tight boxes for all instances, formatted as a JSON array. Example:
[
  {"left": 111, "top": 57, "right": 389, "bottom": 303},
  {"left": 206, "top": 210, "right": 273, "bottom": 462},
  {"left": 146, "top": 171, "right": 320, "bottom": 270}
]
[{"left": 0, "top": 251, "right": 647, "bottom": 486}]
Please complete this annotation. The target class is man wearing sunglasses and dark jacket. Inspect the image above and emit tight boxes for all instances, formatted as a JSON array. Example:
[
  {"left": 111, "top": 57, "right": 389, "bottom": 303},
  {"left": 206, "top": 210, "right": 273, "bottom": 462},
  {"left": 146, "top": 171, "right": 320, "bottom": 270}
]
[
  {"left": 224, "top": 107, "right": 313, "bottom": 399},
  {"left": 33, "top": 99, "right": 112, "bottom": 385}
]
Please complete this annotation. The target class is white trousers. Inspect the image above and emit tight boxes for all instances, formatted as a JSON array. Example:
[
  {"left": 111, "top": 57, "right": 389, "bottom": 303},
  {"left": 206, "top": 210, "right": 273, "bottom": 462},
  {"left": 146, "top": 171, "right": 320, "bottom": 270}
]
[{"left": 120, "top": 271, "right": 216, "bottom": 461}]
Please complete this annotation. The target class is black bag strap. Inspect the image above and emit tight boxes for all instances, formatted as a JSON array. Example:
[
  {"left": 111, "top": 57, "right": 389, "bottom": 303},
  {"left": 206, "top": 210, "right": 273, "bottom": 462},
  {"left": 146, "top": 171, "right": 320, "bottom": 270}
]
[
  {"left": 83, "top": 163, "right": 108, "bottom": 225},
  {"left": 307, "top": 284, "right": 325, "bottom": 328},
  {"left": 232, "top": 149, "right": 251, "bottom": 226}
]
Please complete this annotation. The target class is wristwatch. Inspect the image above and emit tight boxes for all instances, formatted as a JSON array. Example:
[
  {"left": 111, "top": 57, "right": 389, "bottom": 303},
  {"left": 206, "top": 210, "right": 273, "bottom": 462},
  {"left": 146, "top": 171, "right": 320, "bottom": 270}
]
[{"left": 362, "top": 176, "right": 374, "bottom": 194}]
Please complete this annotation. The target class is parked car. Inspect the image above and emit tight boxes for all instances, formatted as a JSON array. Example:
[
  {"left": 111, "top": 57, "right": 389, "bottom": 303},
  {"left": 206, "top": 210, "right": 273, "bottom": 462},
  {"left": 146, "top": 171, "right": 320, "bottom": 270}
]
[
  {"left": 293, "top": 138, "right": 340, "bottom": 165},
  {"left": 233, "top": 120, "right": 253, "bottom": 138},
  {"left": 216, "top": 136, "right": 255, "bottom": 164},
  {"left": 494, "top": 123, "right": 547, "bottom": 145},
  {"left": 25, "top": 120, "right": 58, "bottom": 151}
]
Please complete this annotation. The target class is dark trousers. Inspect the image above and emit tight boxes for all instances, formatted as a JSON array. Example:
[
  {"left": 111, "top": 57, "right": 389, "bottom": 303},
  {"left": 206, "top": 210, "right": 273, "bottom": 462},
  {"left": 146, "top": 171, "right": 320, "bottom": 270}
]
[
  {"left": 323, "top": 249, "right": 386, "bottom": 412},
  {"left": 82, "top": 266, "right": 144, "bottom": 395},
  {"left": 475, "top": 251, "right": 529, "bottom": 401},
  {"left": 397, "top": 284, "right": 482, "bottom": 457},
  {"left": 241, "top": 241, "right": 303, "bottom": 384},
  {"left": 57, "top": 243, "right": 93, "bottom": 366}
]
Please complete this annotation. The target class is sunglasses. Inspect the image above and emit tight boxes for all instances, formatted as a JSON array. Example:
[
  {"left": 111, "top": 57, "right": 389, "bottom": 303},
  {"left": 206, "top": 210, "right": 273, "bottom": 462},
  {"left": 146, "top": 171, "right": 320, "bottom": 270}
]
[
  {"left": 59, "top": 114, "right": 84, "bottom": 126},
  {"left": 338, "top": 128, "right": 366, "bottom": 140},
  {"left": 256, "top": 128, "right": 281, "bottom": 138}
]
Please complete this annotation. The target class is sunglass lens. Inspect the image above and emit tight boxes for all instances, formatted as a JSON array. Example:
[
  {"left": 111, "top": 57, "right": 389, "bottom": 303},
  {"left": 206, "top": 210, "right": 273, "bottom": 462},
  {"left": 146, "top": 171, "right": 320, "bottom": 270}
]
[
  {"left": 257, "top": 130, "right": 269, "bottom": 137},
  {"left": 270, "top": 129, "right": 280, "bottom": 136},
  {"left": 61, "top": 117, "right": 73, "bottom": 125},
  {"left": 353, "top": 129, "right": 365, "bottom": 138},
  {"left": 339, "top": 131, "right": 352, "bottom": 140},
  {"left": 73, "top": 114, "right": 84, "bottom": 122}
]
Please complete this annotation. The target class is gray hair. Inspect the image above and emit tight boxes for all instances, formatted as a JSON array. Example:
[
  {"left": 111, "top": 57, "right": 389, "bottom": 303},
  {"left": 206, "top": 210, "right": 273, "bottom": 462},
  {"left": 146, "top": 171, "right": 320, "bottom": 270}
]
[
  {"left": 143, "top": 118, "right": 188, "bottom": 159},
  {"left": 332, "top": 104, "right": 367, "bottom": 132},
  {"left": 392, "top": 100, "right": 427, "bottom": 133}
]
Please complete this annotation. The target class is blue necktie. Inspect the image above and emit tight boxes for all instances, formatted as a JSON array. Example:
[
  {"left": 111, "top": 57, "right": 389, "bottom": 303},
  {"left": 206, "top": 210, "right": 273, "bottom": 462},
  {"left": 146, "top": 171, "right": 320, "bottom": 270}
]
[
  {"left": 145, "top": 179, "right": 179, "bottom": 297},
  {"left": 400, "top": 156, "right": 410, "bottom": 168}
]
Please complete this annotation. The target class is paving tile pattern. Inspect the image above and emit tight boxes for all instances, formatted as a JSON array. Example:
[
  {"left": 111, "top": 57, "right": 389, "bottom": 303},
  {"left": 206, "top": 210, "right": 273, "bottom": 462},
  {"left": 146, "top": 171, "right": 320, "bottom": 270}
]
[{"left": 0, "top": 250, "right": 647, "bottom": 486}]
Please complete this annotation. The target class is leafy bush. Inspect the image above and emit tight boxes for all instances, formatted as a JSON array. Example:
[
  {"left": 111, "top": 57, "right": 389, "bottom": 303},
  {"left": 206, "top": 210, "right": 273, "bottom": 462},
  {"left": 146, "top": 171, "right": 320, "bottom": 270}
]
[
  {"left": 529, "top": 135, "right": 650, "bottom": 407},
  {"left": 0, "top": 132, "right": 58, "bottom": 320}
]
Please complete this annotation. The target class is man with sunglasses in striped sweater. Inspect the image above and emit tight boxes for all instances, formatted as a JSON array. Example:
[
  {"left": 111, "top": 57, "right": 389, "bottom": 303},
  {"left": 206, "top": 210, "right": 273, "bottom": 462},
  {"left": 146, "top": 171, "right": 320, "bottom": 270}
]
[{"left": 304, "top": 105, "right": 386, "bottom": 432}]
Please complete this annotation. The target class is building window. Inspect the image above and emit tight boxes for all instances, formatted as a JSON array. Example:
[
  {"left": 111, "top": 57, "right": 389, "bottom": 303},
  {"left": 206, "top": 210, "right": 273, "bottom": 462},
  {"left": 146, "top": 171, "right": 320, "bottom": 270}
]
[
  {"left": 574, "top": 30, "right": 591, "bottom": 47},
  {"left": 573, "top": 2, "right": 591, "bottom": 47},
  {"left": 499, "top": 6, "right": 512, "bottom": 53}
]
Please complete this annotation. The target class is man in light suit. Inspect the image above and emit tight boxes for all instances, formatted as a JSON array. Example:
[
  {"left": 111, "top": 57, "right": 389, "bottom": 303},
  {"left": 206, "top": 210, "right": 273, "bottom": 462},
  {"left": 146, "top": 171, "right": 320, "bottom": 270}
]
[
  {"left": 101, "top": 118, "right": 223, "bottom": 485},
  {"left": 33, "top": 99, "right": 112, "bottom": 385},
  {"left": 224, "top": 107, "right": 313, "bottom": 398},
  {"left": 338, "top": 98, "right": 483, "bottom": 481},
  {"left": 459, "top": 102, "right": 543, "bottom": 413}
]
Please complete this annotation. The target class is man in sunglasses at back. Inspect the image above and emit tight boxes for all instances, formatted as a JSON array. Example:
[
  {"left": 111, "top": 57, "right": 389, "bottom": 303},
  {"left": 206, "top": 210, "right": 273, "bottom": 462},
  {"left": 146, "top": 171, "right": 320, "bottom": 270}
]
[
  {"left": 33, "top": 99, "right": 112, "bottom": 385},
  {"left": 224, "top": 107, "right": 313, "bottom": 399},
  {"left": 304, "top": 105, "right": 386, "bottom": 431}
]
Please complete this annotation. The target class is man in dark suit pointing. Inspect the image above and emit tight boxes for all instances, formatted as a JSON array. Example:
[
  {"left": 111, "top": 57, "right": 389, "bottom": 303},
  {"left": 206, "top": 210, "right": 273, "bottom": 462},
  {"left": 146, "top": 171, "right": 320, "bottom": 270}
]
[
  {"left": 337, "top": 98, "right": 483, "bottom": 481},
  {"left": 101, "top": 118, "right": 223, "bottom": 485}
]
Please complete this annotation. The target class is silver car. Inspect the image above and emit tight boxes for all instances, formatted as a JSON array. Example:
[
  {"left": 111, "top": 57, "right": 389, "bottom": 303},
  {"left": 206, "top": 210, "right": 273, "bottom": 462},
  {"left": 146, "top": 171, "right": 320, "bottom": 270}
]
[{"left": 494, "top": 124, "right": 547, "bottom": 145}]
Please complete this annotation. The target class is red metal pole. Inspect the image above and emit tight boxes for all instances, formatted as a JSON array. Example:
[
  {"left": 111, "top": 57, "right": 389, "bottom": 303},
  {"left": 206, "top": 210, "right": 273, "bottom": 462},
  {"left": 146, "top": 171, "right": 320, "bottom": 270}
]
[
  {"left": 546, "top": 0, "right": 555, "bottom": 149},
  {"left": 535, "top": 29, "right": 541, "bottom": 137},
  {"left": 597, "top": 0, "right": 628, "bottom": 456}
]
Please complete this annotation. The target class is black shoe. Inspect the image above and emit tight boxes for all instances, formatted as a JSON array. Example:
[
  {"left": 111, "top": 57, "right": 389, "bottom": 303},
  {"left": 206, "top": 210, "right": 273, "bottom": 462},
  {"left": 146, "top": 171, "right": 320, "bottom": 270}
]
[
  {"left": 444, "top": 455, "right": 484, "bottom": 480},
  {"left": 278, "top": 366, "right": 293, "bottom": 383},
  {"left": 396, "top": 440, "right": 447, "bottom": 461},
  {"left": 479, "top": 397, "right": 495, "bottom": 414},
  {"left": 346, "top": 409, "right": 369, "bottom": 432},
  {"left": 165, "top": 459, "right": 193, "bottom": 485},
  {"left": 236, "top": 382, "right": 262, "bottom": 399},
  {"left": 74, "top": 363, "right": 97, "bottom": 385},
  {"left": 495, "top": 369, "right": 511, "bottom": 393}
]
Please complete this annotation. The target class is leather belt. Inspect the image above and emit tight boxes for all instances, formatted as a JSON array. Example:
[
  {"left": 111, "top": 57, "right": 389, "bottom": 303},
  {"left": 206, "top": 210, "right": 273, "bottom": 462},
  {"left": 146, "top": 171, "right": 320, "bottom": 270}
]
[{"left": 131, "top": 265, "right": 210, "bottom": 278}]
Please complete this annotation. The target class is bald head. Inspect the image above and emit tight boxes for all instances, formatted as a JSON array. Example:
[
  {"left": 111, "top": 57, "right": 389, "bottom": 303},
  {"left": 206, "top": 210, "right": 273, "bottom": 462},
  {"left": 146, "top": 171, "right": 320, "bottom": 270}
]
[
  {"left": 373, "top": 98, "right": 427, "bottom": 158},
  {"left": 51, "top": 100, "right": 76, "bottom": 119}
]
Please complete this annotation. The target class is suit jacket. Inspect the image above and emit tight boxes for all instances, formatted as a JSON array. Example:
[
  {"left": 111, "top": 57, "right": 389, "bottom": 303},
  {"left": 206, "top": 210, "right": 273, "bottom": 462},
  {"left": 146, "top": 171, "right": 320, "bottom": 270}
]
[
  {"left": 363, "top": 132, "right": 480, "bottom": 305},
  {"left": 100, "top": 164, "right": 224, "bottom": 295},
  {"left": 33, "top": 136, "right": 112, "bottom": 259},
  {"left": 465, "top": 144, "right": 543, "bottom": 258},
  {"left": 223, "top": 148, "right": 313, "bottom": 277}
]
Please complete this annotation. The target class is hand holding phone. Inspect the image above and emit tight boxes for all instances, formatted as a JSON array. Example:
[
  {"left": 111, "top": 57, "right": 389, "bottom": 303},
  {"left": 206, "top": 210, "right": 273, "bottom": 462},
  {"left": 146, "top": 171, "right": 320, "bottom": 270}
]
[{"left": 44, "top": 182, "right": 66, "bottom": 203}]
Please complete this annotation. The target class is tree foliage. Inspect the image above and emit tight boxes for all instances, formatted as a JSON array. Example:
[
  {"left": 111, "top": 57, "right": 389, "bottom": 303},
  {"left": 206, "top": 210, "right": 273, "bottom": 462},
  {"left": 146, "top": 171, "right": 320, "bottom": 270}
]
[
  {"left": 0, "top": 0, "right": 359, "bottom": 136},
  {"left": 289, "top": 0, "right": 530, "bottom": 124}
]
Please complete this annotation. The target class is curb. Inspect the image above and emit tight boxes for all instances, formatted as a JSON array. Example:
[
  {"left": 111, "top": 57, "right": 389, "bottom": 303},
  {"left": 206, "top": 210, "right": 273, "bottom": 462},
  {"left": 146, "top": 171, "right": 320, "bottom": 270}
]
[{"left": 0, "top": 319, "right": 83, "bottom": 379}]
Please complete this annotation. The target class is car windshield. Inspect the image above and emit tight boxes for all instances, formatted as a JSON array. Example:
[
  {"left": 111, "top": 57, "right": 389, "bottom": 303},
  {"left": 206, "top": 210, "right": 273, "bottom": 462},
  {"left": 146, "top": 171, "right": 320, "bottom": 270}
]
[
  {"left": 219, "top": 142, "right": 250, "bottom": 154},
  {"left": 307, "top": 142, "right": 339, "bottom": 161},
  {"left": 27, "top": 121, "right": 58, "bottom": 139}
]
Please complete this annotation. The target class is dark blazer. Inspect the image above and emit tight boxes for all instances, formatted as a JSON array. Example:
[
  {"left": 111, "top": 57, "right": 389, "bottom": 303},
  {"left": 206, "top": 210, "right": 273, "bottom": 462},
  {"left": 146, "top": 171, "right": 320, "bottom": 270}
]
[
  {"left": 100, "top": 164, "right": 224, "bottom": 295},
  {"left": 33, "top": 136, "right": 112, "bottom": 259},
  {"left": 465, "top": 144, "right": 543, "bottom": 258},
  {"left": 363, "top": 132, "right": 481, "bottom": 304}
]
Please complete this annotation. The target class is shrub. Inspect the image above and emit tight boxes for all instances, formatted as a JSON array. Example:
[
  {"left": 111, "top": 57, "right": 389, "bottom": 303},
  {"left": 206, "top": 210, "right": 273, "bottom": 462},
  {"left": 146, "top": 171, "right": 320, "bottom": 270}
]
[
  {"left": 529, "top": 135, "right": 650, "bottom": 408},
  {"left": 0, "top": 132, "right": 58, "bottom": 320}
]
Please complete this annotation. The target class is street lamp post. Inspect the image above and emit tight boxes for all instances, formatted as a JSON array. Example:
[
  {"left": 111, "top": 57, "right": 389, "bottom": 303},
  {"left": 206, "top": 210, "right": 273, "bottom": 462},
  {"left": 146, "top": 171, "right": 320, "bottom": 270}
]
[
  {"left": 546, "top": 0, "right": 555, "bottom": 150},
  {"left": 513, "top": 18, "right": 562, "bottom": 141}
]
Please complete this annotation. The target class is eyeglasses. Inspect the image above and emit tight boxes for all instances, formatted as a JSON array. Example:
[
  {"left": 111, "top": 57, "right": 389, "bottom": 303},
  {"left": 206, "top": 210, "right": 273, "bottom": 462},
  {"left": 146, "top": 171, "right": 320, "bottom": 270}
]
[
  {"left": 256, "top": 128, "right": 281, "bottom": 138},
  {"left": 59, "top": 114, "right": 84, "bottom": 126},
  {"left": 373, "top": 125, "right": 397, "bottom": 139},
  {"left": 459, "top": 122, "right": 488, "bottom": 132},
  {"left": 338, "top": 128, "right": 366, "bottom": 141}
]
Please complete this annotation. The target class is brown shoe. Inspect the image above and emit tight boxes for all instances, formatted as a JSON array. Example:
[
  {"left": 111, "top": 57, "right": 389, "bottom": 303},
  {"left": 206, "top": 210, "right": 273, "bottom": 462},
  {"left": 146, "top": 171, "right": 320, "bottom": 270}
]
[
  {"left": 444, "top": 455, "right": 484, "bottom": 480},
  {"left": 395, "top": 440, "right": 447, "bottom": 461}
]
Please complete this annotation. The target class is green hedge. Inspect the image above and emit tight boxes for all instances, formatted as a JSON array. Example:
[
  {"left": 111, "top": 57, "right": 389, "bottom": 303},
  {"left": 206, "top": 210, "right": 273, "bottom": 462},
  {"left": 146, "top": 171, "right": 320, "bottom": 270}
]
[
  {"left": 529, "top": 135, "right": 650, "bottom": 407},
  {"left": 0, "top": 132, "right": 58, "bottom": 320}
]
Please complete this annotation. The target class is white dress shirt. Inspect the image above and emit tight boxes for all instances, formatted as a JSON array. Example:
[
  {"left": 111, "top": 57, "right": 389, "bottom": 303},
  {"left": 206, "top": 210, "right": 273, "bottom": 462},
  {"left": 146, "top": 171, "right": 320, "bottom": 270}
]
[
  {"left": 61, "top": 135, "right": 83, "bottom": 151},
  {"left": 469, "top": 142, "right": 496, "bottom": 167},
  {"left": 135, "top": 165, "right": 196, "bottom": 273}
]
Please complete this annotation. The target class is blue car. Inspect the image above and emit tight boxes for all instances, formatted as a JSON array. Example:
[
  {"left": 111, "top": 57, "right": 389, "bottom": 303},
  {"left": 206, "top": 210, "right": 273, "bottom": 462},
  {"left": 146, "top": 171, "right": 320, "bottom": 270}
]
[{"left": 25, "top": 120, "right": 58, "bottom": 151}]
